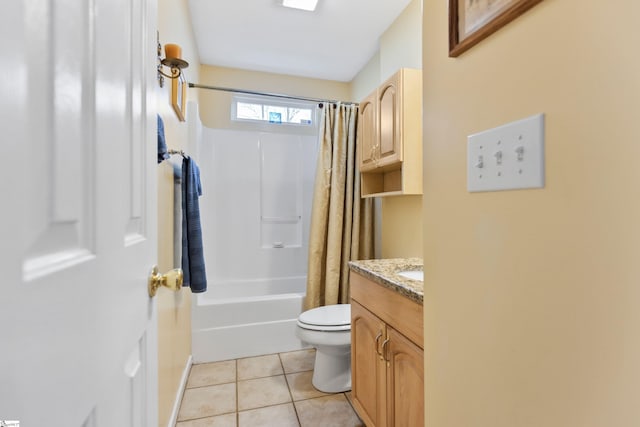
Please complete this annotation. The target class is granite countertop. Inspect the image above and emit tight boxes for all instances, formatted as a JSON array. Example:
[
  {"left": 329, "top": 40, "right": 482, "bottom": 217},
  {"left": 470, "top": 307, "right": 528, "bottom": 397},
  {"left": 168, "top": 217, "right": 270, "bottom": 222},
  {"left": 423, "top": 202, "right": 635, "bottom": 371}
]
[{"left": 348, "top": 258, "right": 423, "bottom": 304}]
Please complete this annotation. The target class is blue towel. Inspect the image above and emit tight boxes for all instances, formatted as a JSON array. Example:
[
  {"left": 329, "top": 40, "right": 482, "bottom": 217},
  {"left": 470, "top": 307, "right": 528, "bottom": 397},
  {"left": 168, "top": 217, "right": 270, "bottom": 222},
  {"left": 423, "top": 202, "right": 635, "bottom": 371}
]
[
  {"left": 157, "top": 115, "right": 169, "bottom": 164},
  {"left": 181, "top": 156, "right": 207, "bottom": 293}
]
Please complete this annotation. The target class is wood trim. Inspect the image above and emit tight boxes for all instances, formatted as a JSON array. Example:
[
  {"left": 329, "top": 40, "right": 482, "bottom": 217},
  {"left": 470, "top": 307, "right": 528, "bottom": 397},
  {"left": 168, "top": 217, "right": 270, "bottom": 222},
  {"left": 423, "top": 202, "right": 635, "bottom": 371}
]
[
  {"left": 168, "top": 355, "right": 192, "bottom": 427},
  {"left": 399, "top": 68, "right": 422, "bottom": 196},
  {"left": 449, "top": 0, "right": 544, "bottom": 57}
]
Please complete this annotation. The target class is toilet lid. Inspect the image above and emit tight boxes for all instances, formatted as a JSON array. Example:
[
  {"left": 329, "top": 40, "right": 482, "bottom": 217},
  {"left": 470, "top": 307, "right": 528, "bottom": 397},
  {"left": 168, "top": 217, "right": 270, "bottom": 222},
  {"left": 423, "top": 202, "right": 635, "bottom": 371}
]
[{"left": 297, "top": 304, "right": 351, "bottom": 331}]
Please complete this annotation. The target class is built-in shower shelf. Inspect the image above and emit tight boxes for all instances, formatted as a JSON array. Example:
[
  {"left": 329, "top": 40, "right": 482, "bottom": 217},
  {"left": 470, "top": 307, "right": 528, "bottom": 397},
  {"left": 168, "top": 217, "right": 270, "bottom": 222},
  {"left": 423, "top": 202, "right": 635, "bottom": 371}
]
[{"left": 261, "top": 216, "right": 301, "bottom": 224}]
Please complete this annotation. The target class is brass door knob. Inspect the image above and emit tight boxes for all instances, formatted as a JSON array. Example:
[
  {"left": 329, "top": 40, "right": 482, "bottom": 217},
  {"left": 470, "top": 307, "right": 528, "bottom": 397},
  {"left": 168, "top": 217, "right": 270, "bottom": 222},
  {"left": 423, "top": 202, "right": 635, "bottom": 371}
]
[{"left": 148, "top": 265, "right": 183, "bottom": 297}]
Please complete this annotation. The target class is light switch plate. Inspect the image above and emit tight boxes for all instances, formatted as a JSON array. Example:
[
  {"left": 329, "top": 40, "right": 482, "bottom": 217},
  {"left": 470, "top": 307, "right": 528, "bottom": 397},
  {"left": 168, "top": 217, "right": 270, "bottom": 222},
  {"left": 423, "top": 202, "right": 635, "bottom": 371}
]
[{"left": 467, "top": 113, "right": 545, "bottom": 192}]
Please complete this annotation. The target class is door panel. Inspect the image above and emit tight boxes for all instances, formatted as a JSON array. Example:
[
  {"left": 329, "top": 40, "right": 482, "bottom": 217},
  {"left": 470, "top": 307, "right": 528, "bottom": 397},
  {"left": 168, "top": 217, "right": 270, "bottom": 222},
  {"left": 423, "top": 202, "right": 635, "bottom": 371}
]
[
  {"left": 358, "top": 92, "right": 377, "bottom": 172},
  {"left": 23, "top": 0, "right": 97, "bottom": 280},
  {"left": 351, "top": 301, "right": 387, "bottom": 427},
  {"left": 387, "top": 328, "right": 424, "bottom": 427},
  {"left": 125, "top": 0, "right": 148, "bottom": 242},
  {"left": 0, "top": 0, "right": 158, "bottom": 425},
  {"left": 377, "top": 74, "right": 402, "bottom": 167},
  {"left": 379, "top": 84, "right": 396, "bottom": 158}
]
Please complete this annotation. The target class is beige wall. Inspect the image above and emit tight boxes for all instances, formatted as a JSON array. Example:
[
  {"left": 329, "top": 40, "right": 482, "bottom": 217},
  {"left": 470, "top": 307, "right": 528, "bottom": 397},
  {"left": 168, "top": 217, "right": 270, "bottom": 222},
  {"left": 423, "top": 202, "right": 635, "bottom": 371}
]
[
  {"left": 197, "top": 65, "right": 351, "bottom": 129},
  {"left": 380, "top": 195, "right": 423, "bottom": 259},
  {"left": 352, "top": 0, "right": 423, "bottom": 259},
  {"left": 422, "top": 0, "right": 640, "bottom": 426},
  {"left": 350, "top": 52, "right": 380, "bottom": 102},
  {"left": 379, "top": 0, "right": 422, "bottom": 81},
  {"left": 157, "top": 0, "right": 200, "bottom": 426},
  {"left": 351, "top": 0, "right": 422, "bottom": 99}
]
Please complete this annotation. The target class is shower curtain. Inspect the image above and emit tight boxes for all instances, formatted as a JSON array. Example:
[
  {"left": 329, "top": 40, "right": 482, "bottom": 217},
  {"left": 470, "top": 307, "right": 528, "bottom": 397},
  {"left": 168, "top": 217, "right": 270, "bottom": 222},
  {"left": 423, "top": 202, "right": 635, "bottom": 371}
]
[{"left": 304, "top": 103, "right": 374, "bottom": 310}]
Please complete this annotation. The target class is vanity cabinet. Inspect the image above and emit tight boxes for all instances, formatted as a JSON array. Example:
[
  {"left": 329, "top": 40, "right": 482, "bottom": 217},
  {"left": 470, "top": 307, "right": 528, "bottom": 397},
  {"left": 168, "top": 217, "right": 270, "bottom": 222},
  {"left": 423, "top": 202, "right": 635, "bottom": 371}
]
[
  {"left": 357, "top": 68, "right": 422, "bottom": 198},
  {"left": 350, "top": 271, "right": 424, "bottom": 427}
]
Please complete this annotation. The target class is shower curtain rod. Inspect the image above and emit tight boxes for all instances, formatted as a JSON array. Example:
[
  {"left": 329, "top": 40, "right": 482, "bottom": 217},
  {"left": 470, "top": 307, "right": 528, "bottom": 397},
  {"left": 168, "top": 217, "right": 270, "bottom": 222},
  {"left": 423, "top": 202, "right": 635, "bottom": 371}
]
[{"left": 188, "top": 83, "right": 358, "bottom": 106}]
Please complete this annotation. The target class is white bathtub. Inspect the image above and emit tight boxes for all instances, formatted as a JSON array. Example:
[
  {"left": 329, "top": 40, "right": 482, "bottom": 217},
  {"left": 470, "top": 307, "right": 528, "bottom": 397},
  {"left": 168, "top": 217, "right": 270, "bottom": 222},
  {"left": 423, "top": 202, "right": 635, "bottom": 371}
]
[{"left": 191, "top": 276, "right": 309, "bottom": 363}]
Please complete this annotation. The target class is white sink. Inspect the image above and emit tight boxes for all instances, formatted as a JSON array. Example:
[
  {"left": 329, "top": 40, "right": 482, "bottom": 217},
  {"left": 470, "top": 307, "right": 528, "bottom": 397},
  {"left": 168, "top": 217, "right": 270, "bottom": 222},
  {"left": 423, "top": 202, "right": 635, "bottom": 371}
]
[{"left": 397, "top": 270, "right": 423, "bottom": 282}]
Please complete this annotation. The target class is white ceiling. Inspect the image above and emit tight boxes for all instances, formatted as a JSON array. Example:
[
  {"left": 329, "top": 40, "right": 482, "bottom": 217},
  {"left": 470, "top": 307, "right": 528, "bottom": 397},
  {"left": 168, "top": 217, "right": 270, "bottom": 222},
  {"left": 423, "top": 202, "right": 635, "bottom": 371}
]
[{"left": 187, "top": 0, "right": 413, "bottom": 82}]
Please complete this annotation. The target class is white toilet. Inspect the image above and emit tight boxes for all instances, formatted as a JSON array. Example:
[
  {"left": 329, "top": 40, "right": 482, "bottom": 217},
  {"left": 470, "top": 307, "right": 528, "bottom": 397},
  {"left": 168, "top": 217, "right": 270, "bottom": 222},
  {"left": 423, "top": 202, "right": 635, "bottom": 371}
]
[{"left": 295, "top": 304, "right": 352, "bottom": 393}]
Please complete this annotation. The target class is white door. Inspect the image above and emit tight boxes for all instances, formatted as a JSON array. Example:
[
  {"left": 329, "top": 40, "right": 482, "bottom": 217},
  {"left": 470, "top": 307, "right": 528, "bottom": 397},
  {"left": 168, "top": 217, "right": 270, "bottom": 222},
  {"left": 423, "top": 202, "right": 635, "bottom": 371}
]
[{"left": 0, "top": 0, "right": 159, "bottom": 426}]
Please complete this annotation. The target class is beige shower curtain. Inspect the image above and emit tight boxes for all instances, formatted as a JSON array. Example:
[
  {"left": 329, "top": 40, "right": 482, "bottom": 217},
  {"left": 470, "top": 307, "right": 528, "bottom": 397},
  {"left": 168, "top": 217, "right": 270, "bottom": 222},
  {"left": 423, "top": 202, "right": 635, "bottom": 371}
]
[{"left": 304, "top": 103, "right": 375, "bottom": 310}]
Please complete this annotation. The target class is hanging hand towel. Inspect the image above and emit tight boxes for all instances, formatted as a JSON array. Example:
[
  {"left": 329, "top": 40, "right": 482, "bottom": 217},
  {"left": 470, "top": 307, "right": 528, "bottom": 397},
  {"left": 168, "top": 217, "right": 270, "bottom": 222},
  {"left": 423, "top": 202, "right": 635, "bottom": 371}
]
[
  {"left": 181, "top": 156, "right": 207, "bottom": 293},
  {"left": 157, "top": 114, "right": 169, "bottom": 164}
]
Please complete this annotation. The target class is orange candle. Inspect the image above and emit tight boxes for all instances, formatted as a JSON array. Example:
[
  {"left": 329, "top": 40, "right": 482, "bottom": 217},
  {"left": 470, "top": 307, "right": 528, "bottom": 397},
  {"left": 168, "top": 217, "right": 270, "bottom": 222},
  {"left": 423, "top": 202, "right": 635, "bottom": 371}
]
[{"left": 164, "top": 43, "right": 182, "bottom": 60}]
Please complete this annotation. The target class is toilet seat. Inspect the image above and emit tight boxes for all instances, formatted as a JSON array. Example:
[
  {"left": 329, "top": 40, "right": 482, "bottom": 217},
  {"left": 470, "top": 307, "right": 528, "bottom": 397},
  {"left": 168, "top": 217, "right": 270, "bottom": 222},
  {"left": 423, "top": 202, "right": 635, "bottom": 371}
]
[{"left": 297, "top": 304, "right": 351, "bottom": 332}]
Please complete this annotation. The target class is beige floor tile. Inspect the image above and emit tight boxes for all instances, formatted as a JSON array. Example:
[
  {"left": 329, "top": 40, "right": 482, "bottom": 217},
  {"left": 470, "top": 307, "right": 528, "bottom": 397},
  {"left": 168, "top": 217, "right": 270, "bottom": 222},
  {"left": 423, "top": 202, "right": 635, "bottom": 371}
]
[
  {"left": 237, "top": 354, "right": 284, "bottom": 380},
  {"left": 187, "top": 360, "right": 237, "bottom": 388},
  {"left": 279, "top": 349, "right": 315, "bottom": 374},
  {"left": 238, "top": 403, "right": 300, "bottom": 427},
  {"left": 294, "top": 394, "right": 364, "bottom": 427},
  {"left": 177, "top": 353, "right": 362, "bottom": 427},
  {"left": 176, "top": 413, "right": 237, "bottom": 427},
  {"left": 237, "top": 375, "right": 292, "bottom": 411},
  {"left": 285, "top": 371, "right": 332, "bottom": 401},
  {"left": 178, "top": 383, "right": 237, "bottom": 422}
]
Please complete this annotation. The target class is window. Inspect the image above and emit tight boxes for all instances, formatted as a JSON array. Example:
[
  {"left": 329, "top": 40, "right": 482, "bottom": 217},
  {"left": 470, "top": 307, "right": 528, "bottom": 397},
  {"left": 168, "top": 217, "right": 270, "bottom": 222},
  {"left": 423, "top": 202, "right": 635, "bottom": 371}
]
[{"left": 232, "top": 95, "right": 315, "bottom": 126}]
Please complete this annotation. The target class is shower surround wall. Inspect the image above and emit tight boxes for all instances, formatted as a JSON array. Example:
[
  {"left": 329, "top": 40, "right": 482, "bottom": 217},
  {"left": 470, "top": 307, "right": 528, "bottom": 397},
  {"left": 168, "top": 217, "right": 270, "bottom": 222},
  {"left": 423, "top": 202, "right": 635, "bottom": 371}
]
[{"left": 193, "top": 126, "right": 318, "bottom": 362}]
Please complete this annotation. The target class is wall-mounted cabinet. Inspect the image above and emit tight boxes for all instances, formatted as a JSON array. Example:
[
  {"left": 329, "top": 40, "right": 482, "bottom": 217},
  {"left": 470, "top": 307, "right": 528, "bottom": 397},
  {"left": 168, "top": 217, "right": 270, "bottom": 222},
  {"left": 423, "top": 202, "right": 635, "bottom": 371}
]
[{"left": 357, "top": 68, "right": 423, "bottom": 198}]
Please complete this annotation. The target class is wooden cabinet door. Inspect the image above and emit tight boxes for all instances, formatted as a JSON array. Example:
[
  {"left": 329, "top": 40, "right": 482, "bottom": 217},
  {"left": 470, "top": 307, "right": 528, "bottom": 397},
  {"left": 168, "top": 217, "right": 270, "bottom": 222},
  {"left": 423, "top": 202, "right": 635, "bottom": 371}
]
[
  {"left": 386, "top": 327, "right": 424, "bottom": 427},
  {"left": 358, "top": 91, "right": 378, "bottom": 172},
  {"left": 377, "top": 73, "right": 402, "bottom": 167},
  {"left": 351, "top": 301, "right": 387, "bottom": 427}
]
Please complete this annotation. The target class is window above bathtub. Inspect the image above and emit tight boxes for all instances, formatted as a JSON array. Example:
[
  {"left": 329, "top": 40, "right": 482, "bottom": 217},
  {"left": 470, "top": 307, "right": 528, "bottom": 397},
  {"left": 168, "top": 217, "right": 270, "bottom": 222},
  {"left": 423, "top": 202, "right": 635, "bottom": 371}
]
[{"left": 231, "top": 95, "right": 316, "bottom": 127}]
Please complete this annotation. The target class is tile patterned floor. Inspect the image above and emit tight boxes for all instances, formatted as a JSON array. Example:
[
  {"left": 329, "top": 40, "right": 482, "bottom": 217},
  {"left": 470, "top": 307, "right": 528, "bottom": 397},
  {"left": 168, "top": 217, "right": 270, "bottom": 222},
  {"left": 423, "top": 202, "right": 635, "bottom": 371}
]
[{"left": 176, "top": 349, "right": 363, "bottom": 427}]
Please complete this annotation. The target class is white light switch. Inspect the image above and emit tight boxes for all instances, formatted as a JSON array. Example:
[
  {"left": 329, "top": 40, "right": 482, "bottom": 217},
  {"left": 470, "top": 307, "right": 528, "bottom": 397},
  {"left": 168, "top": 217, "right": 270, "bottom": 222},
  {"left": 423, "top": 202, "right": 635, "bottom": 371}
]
[{"left": 467, "top": 113, "right": 545, "bottom": 192}]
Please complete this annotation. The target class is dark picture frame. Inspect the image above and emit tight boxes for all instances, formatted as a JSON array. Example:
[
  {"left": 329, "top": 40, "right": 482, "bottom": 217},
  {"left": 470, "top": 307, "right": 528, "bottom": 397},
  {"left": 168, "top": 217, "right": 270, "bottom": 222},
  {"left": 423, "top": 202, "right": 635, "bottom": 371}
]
[{"left": 449, "top": 0, "right": 543, "bottom": 57}]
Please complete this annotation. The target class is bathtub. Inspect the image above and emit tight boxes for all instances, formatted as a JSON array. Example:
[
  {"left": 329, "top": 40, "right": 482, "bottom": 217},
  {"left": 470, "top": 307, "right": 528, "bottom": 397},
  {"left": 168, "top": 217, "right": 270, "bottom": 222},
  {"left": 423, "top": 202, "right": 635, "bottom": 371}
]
[{"left": 191, "top": 276, "right": 309, "bottom": 363}]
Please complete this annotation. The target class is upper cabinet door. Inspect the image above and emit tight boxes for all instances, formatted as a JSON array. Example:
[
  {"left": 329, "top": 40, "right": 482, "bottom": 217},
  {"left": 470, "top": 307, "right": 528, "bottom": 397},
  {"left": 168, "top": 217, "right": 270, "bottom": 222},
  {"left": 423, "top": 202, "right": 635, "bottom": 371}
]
[
  {"left": 358, "top": 91, "right": 378, "bottom": 172},
  {"left": 377, "top": 73, "right": 402, "bottom": 167}
]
